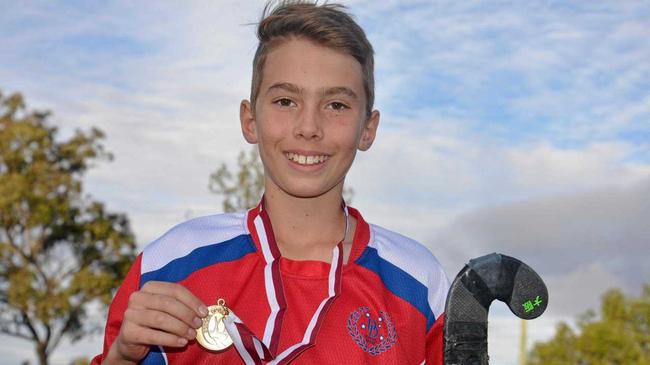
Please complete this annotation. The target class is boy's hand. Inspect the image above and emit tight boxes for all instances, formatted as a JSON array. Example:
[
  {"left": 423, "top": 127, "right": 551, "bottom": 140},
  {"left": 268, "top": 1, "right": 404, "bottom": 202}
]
[{"left": 104, "top": 281, "right": 209, "bottom": 364}]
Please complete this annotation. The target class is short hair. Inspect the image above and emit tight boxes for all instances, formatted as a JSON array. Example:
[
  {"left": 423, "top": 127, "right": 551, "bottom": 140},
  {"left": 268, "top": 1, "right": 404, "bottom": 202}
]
[{"left": 251, "top": 1, "right": 375, "bottom": 117}]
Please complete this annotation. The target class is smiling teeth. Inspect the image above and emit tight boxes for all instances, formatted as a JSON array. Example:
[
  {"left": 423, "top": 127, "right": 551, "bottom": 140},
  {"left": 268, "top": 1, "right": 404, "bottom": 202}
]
[{"left": 286, "top": 153, "right": 328, "bottom": 165}]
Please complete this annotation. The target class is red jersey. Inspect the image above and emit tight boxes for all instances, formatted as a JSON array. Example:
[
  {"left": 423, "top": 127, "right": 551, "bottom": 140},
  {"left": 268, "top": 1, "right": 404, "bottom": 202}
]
[{"left": 91, "top": 205, "right": 449, "bottom": 364}]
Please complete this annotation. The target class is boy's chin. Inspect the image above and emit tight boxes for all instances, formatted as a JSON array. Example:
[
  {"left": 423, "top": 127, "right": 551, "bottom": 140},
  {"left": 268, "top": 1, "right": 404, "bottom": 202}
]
[{"left": 279, "top": 182, "right": 342, "bottom": 200}]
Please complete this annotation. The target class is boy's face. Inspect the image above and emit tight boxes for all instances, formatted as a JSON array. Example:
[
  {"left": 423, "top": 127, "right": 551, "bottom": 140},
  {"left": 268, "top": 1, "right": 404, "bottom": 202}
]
[{"left": 240, "top": 37, "right": 379, "bottom": 199}]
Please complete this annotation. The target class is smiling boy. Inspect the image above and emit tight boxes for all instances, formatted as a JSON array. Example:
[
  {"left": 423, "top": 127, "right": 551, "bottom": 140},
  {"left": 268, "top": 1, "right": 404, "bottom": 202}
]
[{"left": 93, "top": 2, "right": 449, "bottom": 364}]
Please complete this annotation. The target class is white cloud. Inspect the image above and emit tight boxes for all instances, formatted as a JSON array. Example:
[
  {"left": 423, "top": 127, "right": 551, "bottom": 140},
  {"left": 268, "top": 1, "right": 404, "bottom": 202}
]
[
  {"left": 507, "top": 142, "right": 650, "bottom": 194},
  {"left": 351, "top": 110, "right": 650, "bottom": 223},
  {"left": 429, "top": 178, "right": 650, "bottom": 317}
]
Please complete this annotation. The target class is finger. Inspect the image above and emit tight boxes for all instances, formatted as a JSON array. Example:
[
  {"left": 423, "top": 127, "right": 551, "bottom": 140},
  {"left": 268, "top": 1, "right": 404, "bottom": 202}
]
[
  {"left": 130, "top": 291, "right": 204, "bottom": 329},
  {"left": 124, "top": 307, "right": 198, "bottom": 340},
  {"left": 141, "top": 281, "right": 208, "bottom": 317},
  {"left": 121, "top": 319, "right": 191, "bottom": 348}
]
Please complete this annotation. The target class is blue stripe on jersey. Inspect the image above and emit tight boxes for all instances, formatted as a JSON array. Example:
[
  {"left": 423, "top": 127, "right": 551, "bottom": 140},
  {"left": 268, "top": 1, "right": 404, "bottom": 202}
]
[
  {"left": 140, "top": 234, "right": 256, "bottom": 286},
  {"left": 356, "top": 246, "right": 436, "bottom": 331},
  {"left": 140, "top": 346, "right": 165, "bottom": 365}
]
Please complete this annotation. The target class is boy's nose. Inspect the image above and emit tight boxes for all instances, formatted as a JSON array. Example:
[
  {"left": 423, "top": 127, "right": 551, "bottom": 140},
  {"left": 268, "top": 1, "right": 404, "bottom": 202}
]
[{"left": 294, "top": 105, "right": 323, "bottom": 140}]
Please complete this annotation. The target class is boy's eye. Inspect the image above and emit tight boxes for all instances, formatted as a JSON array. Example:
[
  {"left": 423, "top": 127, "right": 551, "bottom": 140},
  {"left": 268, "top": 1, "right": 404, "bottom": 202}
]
[
  {"left": 327, "top": 102, "right": 348, "bottom": 111},
  {"left": 274, "top": 98, "right": 296, "bottom": 107}
]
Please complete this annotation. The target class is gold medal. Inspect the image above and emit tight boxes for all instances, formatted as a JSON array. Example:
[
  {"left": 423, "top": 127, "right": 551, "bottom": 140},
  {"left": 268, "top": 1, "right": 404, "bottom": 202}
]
[{"left": 195, "top": 298, "right": 233, "bottom": 351}]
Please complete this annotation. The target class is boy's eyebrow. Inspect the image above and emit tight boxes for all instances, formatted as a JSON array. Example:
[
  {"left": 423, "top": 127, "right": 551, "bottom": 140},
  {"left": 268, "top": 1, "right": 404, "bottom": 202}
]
[
  {"left": 266, "top": 82, "right": 302, "bottom": 95},
  {"left": 322, "top": 86, "right": 358, "bottom": 100},
  {"left": 265, "top": 83, "right": 358, "bottom": 100}
]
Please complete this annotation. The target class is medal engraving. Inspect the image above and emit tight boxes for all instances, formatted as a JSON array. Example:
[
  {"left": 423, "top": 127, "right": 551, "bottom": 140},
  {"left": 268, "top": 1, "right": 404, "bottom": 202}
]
[{"left": 196, "top": 299, "right": 233, "bottom": 351}]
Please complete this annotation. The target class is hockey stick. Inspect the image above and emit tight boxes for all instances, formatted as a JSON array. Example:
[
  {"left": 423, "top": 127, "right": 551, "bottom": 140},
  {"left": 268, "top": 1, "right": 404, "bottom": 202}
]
[{"left": 443, "top": 253, "right": 548, "bottom": 365}]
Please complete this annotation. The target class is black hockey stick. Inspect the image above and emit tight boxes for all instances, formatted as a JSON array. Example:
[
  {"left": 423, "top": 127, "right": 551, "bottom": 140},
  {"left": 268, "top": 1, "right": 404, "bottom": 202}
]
[{"left": 443, "top": 253, "right": 548, "bottom": 365}]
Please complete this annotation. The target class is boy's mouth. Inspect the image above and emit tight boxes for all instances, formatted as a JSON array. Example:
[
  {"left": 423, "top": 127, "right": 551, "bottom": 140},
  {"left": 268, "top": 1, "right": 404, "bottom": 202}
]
[{"left": 285, "top": 152, "right": 329, "bottom": 165}]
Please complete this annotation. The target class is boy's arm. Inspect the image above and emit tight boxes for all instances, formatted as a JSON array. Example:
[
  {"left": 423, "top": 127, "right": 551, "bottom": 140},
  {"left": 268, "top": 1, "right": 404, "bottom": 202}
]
[
  {"left": 90, "top": 254, "right": 208, "bottom": 365},
  {"left": 425, "top": 314, "right": 445, "bottom": 365},
  {"left": 90, "top": 254, "right": 143, "bottom": 365}
]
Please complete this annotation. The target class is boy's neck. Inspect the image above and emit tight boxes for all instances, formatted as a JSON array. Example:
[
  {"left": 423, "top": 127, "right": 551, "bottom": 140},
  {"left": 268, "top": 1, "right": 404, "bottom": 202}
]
[{"left": 263, "top": 183, "right": 355, "bottom": 263}]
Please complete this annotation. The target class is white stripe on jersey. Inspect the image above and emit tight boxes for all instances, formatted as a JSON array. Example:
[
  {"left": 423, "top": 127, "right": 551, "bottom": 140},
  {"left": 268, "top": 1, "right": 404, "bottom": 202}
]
[
  {"left": 255, "top": 216, "right": 274, "bottom": 263},
  {"left": 141, "top": 212, "right": 248, "bottom": 274},
  {"left": 367, "top": 224, "right": 450, "bottom": 320},
  {"left": 262, "top": 261, "right": 279, "bottom": 346}
]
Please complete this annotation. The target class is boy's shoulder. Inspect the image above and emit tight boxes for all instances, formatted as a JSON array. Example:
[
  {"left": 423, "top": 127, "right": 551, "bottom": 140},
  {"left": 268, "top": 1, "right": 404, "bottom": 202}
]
[
  {"left": 140, "top": 211, "right": 251, "bottom": 274},
  {"left": 146, "top": 212, "right": 249, "bottom": 250},
  {"left": 359, "top": 222, "right": 449, "bottom": 323},
  {"left": 366, "top": 222, "right": 447, "bottom": 278}
]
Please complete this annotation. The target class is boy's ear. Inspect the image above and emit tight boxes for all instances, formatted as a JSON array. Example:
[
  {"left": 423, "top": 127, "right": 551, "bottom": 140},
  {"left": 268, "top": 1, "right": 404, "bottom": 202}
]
[
  {"left": 240, "top": 100, "right": 258, "bottom": 144},
  {"left": 358, "top": 110, "right": 380, "bottom": 151}
]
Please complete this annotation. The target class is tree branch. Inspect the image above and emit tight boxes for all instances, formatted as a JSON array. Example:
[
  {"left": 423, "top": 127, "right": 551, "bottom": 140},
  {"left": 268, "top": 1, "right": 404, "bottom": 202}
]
[
  {"left": 44, "top": 322, "right": 51, "bottom": 348},
  {"left": 0, "top": 303, "right": 38, "bottom": 341},
  {"left": 5, "top": 227, "right": 50, "bottom": 291},
  {"left": 21, "top": 310, "right": 40, "bottom": 343},
  {"left": 47, "top": 302, "right": 85, "bottom": 353},
  {"left": 47, "top": 314, "right": 71, "bottom": 353},
  {"left": 0, "top": 324, "right": 32, "bottom": 340}
]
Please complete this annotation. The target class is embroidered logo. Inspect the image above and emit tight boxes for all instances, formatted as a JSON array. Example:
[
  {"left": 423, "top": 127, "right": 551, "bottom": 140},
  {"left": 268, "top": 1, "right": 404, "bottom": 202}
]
[{"left": 347, "top": 306, "right": 397, "bottom": 355}]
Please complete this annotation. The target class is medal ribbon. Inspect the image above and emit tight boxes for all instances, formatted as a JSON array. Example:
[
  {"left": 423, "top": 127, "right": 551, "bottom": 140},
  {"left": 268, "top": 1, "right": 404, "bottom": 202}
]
[{"left": 223, "top": 199, "right": 347, "bottom": 365}]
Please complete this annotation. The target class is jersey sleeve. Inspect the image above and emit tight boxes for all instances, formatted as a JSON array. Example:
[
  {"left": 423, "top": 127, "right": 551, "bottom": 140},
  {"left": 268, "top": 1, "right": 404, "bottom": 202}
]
[
  {"left": 425, "top": 313, "right": 445, "bottom": 365},
  {"left": 424, "top": 252, "right": 449, "bottom": 365},
  {"left": 90, "top": 254, "right": 143, "bottom": 365}
]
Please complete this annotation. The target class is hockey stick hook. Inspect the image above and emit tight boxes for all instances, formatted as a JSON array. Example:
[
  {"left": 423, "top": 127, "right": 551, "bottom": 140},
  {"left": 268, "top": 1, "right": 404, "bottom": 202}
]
[{"left": 443, "top": 253, "right": 548, "bottom": 365}]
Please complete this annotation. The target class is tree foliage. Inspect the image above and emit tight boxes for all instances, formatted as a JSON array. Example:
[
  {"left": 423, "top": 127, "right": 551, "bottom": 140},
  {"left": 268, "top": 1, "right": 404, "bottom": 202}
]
[
  {"left": 209, "top": 147, "right": 265, "bottom": 213},
  {"left": 0, "top": 90, "right": 136, "bottom": 365},
  {"left": 529, "top": 284, "right": 650, "bottom": 365},
  {"left": 209, "top": 146, "right": 354, "bottom": 212}
]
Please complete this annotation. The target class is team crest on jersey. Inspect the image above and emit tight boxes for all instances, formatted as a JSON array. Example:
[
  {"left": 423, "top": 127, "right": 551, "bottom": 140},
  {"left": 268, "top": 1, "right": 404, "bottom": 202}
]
[{"left": 346, "top": 306, "right": 397, "bottom": 355}]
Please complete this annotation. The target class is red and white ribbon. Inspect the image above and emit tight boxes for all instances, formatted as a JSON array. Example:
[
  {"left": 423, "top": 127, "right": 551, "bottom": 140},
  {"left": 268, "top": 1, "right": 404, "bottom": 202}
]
[{"left": 223, "top": 201, "right": 347, "bottom": 364}]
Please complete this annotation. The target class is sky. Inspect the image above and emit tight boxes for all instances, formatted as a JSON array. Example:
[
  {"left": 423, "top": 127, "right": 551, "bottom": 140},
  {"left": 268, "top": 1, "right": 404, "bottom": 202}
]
[{"left": 1, "top": 0, "right": 649, "bottom": 364}]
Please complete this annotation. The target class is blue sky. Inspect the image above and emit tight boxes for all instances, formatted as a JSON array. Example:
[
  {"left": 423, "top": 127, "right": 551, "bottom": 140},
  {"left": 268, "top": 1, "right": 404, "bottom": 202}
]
[
  {"left": 1, "top": 1, "right": 649, "bottom": 364},
  {"left": 370, "top": 1, "right": 649, "bottom": 145}
]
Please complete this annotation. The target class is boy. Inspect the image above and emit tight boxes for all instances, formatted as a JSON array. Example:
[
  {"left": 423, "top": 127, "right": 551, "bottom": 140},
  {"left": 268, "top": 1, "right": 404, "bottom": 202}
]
[{"left": 92, "top": 1, "right": 449, "bottom": 364}]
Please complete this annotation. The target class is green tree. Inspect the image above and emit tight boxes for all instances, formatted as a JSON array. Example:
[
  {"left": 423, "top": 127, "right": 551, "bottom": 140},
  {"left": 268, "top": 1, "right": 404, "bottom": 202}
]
[
  {"left": 529, "top": 284, "right": 650, "bottom": 365},
  {"left": 209, "top": 147, "right": 265, "bottom": 213},
  {"left": 0, "top": 90, "right": 136, "bottom": 365},
  {"left": 209, "top": 146, "right": 354, "bottom": 212}
]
